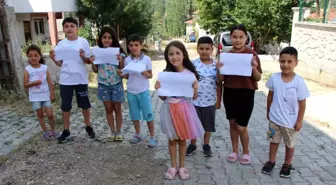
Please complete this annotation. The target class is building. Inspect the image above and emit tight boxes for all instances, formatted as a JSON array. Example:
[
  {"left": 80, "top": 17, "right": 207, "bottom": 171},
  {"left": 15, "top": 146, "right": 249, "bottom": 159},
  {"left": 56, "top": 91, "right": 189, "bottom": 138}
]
[
  {"left": 184, "top": 11, "right": 211, "bottom": 40},
  {"left": 4, "top": 0, "right": 77, "bottom": 46}
]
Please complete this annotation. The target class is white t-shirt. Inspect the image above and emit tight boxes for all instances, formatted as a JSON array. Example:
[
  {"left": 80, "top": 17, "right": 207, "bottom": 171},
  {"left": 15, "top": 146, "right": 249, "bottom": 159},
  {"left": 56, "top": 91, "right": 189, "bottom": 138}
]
[
  {"left": 56, "top": 37, "right": 90, "bottom": 85},
  {"left": 192, "top": 58, "right": 217, "bottom": 107},
  {"left": 25, "top": 64, "right": 50, "bottom": 102},
  {"left": 266, "top": 73, "right": 310, "bottom": 128},
  {"left": 125, "top": 54, "right": 152, "bottom": 94}
]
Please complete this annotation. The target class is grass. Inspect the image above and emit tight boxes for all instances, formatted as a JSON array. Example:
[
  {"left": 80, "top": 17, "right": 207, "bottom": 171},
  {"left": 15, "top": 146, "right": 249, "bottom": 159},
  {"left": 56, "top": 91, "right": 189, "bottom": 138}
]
[{"left": 262, "top": 71, "right": 272, "bottom": 81}]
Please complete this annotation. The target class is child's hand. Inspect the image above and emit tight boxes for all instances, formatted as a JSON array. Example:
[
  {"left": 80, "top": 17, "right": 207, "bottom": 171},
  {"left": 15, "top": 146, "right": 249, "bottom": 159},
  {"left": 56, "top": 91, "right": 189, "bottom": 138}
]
[
  {"left": 216, "top": 62, "right": 224, "bottom": 69},
  {"left": 89, "top": 55, "right": 95, "bottom": 64},
  {"left": 154, "top": 81, "right": 161, "bottom": 90},
  {"left": 251, "top": 56, "right": 258, "bottom": 68},
  {"left": 50, "top": 93, "right": 55, "bottom": 102},
  {"left": 294, "top": 122, "right": 302, "bottom": 131},
  {"left": 49, "top": 50, "right": 56, "bottom": 61},
  {"left": 215, "top": 101, "right": 221, "bottom": 109},
  {"left": 142, "top": 70, "right": 149, "bottom": 77},
  {"left": 192, "top": 80, "right": 198, "bottom": 89},
  {"left": 79, "top": 49, "right": 85, "bottom": 60},
  {"left": 117, "top": 69, "right": 123, "bottom": 77},
  {"left": 34, "top": 80, "right": 42, "bottom": 86},
  {"left": 266, "top": 113, "right": 270, "bottom": 120},
  {"left": 117, "top": 54, "right": 122, "bottom": 61}
]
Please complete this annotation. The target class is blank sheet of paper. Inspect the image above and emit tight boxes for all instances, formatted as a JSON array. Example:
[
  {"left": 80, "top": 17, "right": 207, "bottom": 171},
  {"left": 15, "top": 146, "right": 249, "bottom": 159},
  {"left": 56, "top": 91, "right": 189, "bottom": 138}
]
[
  {"left": 157, "top": 72, "right": 195, "bottom": 98},
  {"left": 92, "top": 47, "right": 120, "bottom": 65},
  {"left": 121, "top": 62, "right": 146, "bottom": 75},
  {"left": 219, "top": 53, "right": 253, "bottom": 76},
  {"left": 54, "top": 46, "right": 82, "bottom": 62}
]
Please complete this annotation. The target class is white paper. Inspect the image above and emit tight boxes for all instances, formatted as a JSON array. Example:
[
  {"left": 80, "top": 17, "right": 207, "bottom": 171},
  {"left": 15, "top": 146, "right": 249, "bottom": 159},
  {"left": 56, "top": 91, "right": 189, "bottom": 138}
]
[
  {"left": 92, "top": 47, "right": 120, "bottom": 65},
  {"left": 121, "top": 62, "right": 146, "bottom": 75},
  {"left": 54, "top": 46, "right": 82, "bottom": 62},
  {"left": 219, "top": 53, "right": 253, "bottom": 76},
  {"left": 157, "top": 72, "right": 195, "bottom": 98}
]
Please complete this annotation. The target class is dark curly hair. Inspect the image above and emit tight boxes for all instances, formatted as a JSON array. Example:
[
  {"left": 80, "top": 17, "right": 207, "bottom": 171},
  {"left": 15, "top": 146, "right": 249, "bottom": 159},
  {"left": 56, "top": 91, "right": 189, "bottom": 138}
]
[{"left": 26, "top": 44, "right": 45, "bottom": 64}]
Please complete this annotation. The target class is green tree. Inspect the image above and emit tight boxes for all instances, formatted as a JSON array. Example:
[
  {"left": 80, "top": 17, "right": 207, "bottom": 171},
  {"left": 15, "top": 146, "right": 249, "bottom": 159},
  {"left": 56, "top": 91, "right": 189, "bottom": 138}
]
[
  {"left": 197, "top": 0, "right": 297, "bottom": 51},
  {"left": 76, "top": 0, "right": 154, "bottom": 39}
]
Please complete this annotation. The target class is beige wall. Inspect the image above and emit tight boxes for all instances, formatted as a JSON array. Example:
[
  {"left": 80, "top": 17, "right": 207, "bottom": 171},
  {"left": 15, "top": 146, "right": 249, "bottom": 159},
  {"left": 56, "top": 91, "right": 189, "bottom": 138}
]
[{"left": 291, "top": 8, "right": 336, "bottom": 87}]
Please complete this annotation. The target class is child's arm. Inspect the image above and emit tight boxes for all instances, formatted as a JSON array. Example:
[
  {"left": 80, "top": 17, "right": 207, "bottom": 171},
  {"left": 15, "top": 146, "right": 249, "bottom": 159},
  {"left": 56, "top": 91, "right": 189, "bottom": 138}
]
[
  {"left": 159, "top": 96, "right": 167, "bottom": 101},
  {"left": 142, "top": 70, "right": 153, "bottom": 79},
  {"left": 91, "top": 64, "right": 98, "bottom": 73},
  {"left": 266, "top": 90, "right": 274, "bottom": 120},
  {"left": 216, "top": 82, "right": 222, "bottom": 109},
  {"left": 23, "top": 70, "right": 41, "bottom": 88},
  {"left": 79, "top": 49, "right": 92, "bottom": 64},
  {"left": 294, "top": 99, "right": 306, "bottom": 131},
  {"left": 192, "top": 80, "right": 198, "bottom": 100},
  {"left": 118, "top": 54, "right": 125, "bottom": 69},
  {"left": 251, "top": 56, "right": 262, "bottom": 81},
  {"left": 216, "top": 62, "right": 224, "bottom": 83},
  {"left": 46, "top": 69, "right": 55, "bottom": 101},
  {"left": 155, "top": 81, "right": 166, "bottom": 101}
]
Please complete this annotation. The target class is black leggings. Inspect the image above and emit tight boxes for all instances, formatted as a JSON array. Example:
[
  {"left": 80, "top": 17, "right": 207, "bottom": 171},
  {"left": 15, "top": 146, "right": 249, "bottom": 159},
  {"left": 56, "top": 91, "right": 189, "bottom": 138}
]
[{"left": 223, "top": 87, "right": 255, "bottom": 127}]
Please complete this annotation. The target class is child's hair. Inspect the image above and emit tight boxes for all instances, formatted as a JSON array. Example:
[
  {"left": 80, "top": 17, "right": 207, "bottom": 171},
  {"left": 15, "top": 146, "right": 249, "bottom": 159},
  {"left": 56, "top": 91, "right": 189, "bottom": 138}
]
[
  {"left": 280, "top": 46, "right": 298, "bottom": 60},
  {"left": 230, "top": 24, "right": 248, "bottom": 36},
  {"left": 98, "top": 26, "right": 126, "bottom": 55},
  {"left": 127, "top": 34, "right": 143, "bottom": 45},
  {"left": 62, "top": 17, "right": 78, "bottom": 27},
  {"left": 197, "top": 36, "right": 213, "bottom": 46},
  {"left": 164, "top": 40, "right": 200, "bottom": 80},
  {"left": 26, "top": 45, "right": 45, "bottom": 64}
]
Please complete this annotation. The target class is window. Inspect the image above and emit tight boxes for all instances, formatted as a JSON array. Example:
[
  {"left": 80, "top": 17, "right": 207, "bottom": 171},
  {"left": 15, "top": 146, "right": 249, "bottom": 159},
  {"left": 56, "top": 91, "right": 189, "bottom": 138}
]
[{"left": 34, "top": 19, "right": 44, "bottom": 35}]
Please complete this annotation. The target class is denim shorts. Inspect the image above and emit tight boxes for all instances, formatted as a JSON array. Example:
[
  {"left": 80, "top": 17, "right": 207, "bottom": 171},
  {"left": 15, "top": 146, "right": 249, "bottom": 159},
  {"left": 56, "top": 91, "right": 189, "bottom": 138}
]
[
  {"left": 127, "top": 90, "right": 154, "bottom": 122},
  {"left": 31, "top": 100, "right": 52, "bottom": 111},
  {"left": 98, "top": 82, "right": 125, "bottom": 103}
]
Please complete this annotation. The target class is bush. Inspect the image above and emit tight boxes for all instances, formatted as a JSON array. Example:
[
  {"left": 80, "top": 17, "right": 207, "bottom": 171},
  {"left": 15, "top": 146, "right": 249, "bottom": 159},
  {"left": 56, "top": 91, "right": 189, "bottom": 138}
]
[
  {"left": 78, "top": 24, "right": 96, "bottom": 46},
  {"left": 21, "top": 40, "right": 52, "bottom": 55}
]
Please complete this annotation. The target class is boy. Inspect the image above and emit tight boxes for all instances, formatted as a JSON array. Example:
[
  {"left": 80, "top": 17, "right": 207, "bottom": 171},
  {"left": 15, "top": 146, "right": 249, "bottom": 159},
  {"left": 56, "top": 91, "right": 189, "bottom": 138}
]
[
  {"left": 123, "top": 34, "right": 157, "bottom": 148},
  {"left": 262, "top": 46, "right": 310, "bottom": 178},
  {"left": 49, "top": 17, "right": 95, "bottom": 143},
  {"left": 186, "top": 36, "right": 219, "bottom": 157}
]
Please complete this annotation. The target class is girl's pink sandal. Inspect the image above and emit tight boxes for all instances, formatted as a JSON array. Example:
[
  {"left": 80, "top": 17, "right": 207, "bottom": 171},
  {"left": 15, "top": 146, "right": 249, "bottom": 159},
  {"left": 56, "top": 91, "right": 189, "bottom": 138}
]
[
  {"left": 240, "top": 154, "right": 251, "bottom": 165},
  {"left": 178, "top": 168, "right": 190, "bottom": 180},
  {"left": 165, "top": 168, "right": 178, "bottom": 180},
  {"left": 227, "top": 152, "right": 240, "bottom": 163}
]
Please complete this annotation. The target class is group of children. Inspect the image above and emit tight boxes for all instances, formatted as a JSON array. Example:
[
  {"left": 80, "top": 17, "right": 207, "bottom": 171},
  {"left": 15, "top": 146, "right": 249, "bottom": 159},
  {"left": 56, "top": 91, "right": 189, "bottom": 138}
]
[{"left": 23, "top": 17, "right": 309, "bottom": 180}]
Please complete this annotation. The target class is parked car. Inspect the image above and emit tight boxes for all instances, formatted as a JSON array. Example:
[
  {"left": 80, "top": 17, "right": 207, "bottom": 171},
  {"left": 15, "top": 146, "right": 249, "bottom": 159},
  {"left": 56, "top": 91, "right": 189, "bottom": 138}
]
[{"left": 214, "top": 31, "right": 255, "bottom": 57}]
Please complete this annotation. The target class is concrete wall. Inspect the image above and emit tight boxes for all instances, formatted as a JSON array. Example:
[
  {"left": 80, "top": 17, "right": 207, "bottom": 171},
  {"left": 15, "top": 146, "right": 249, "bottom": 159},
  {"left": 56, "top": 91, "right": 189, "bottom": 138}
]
[
  {"left": 4, "top": 7, "right": 25, "bottom": 93},
  {"left": 291, "top": 8, "right": 336, "bottom": 87}
]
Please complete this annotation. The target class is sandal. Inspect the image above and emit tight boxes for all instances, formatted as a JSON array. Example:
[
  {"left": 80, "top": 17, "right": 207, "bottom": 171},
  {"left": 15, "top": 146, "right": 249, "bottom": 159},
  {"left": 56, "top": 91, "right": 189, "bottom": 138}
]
[
  {"left": 165, "top": 168, "right": 178, "bottom": 180},
  {"left": 227, "top": 152, "right": 240, "bottom": 163},
  {"left": 178, "top": 168, "right": 190, "bottom": 180},
  {"left": 240, "top": 154, "right": 251, "bottom": 165}
]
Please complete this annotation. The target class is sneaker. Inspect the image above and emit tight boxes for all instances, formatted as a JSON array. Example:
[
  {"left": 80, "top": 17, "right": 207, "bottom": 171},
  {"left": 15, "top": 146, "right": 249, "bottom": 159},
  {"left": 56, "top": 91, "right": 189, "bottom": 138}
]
[
  {"left": 42, "top": 131, "right": 51, "bottom": 140},
  {"left": 85, "top": 126, "right": 96, "bottom": 138},
  {"left": 203, "top": 144, "right": 213, "bottom": 157},
  {"left": 50, "top": 131, "right": 60, "bottom": 138},
  {"left": 147, "top": 137, "right": 157, "bottom": 148},
  {"left": 262, "top": 161, "right": 276, "bottom": 175},
  {"left": 280, "top": 164, "right": 294, "bottom": 178},
  {"left": 186, "top": 144, "right": 197, "bottom": 156},
  {"left": 129, "top": 134, "right": 143, "bottom": 144},
  {"left": 58, "top": 130, "right": 70, "bottom": 143}
]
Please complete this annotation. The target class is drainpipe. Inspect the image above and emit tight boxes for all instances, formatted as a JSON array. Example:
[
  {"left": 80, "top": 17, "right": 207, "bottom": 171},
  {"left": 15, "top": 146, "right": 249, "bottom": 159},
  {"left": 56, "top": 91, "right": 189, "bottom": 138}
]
[
  {"left": 323, "top": 0, "right": 329, "bottom": 23},
  {"left": 299, "top": 0, "right": 304, "bottom": 21}
]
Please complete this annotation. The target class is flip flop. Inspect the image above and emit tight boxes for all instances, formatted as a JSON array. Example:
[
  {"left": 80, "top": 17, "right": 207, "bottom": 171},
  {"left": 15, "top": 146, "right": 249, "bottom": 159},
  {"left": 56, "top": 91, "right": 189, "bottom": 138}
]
[
  {"left": 227, "top": 152, "right": 240, "bottom": 163},
  {"left": 240, "top": 154, "right": 251, "bottom": 165},
  {"left": 178, "top": 168, "right": 190, "bottom": 180}
]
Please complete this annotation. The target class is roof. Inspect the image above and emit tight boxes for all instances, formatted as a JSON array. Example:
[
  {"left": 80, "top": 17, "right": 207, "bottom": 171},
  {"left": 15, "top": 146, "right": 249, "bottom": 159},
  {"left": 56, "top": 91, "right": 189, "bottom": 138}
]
[{"left": 308, "top": 9, "right": 336, "bottom": 21}]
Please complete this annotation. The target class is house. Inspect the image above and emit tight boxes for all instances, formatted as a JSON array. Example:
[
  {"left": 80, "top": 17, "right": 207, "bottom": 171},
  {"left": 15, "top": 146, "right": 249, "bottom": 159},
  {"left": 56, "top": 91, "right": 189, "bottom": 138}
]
[
  {"left": 4, "top": 0, "right": 78, "bottom": 46},
  {"left": 184, "top": 10, "right": 211, "bottom": 40}
]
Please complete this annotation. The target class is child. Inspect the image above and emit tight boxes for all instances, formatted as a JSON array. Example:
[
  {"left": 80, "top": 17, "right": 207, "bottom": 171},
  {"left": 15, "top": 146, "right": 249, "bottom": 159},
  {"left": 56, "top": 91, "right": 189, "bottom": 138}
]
[
  {"left": 123, "top": 34, "right": 157, "bottom": 147},
  {"left": 49, "top": 17, "right": 95, "bottom": 143},
  {"left": 90, "top": 26, "right": 126, "bottom": 141},
  {"left": 216, "top": 24, "right": 262, "bottom": 164},
  {"left": 186, "top": 36, "right": 218, "bottom": 157},
  {"left": 262, "top": 46, "right": 310, "bottom": 178},
  {"left": 155, "top": 40, "right": 204, "bottom": 180},
  {"left": 23, "top": 45, "right": 57, "bottom": 140}
]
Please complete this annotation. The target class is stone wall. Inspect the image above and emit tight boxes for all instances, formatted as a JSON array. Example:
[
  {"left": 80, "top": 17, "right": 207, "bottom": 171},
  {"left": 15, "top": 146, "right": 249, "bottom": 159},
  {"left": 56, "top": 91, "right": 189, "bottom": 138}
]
[{"left": 291, "top": 22, "right": 336, "bottom": 87}]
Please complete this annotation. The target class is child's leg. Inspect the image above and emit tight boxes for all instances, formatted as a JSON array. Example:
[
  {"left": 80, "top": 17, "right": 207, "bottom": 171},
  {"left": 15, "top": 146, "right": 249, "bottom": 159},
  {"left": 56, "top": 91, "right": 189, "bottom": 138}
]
[
  {"left": 147, "top": 121, "right": 154, "bottom": 137},
  {"left": 204, "top": 132, "right": 211, "bottom": 145},
  {"left": 190, "top": 139, "right": 197, "bottom": 145},
  {"left": 283, "top": 127, "right": 296, "bottom": 165},
  {"left": 103, "top": 101, "right": 116, "bottom": 133},
  {"left": 112, "top": 103, "right": 123, "bottom": 133},
  {"left": 178, "top": 139, "right": 187, "bottom": 168},
  {"left": 168, "top": 140, "right": 178, "bottom": 168},
  {"left": 285, "top": 146, "right": 294, "bottom": 165},
  {"left": 36, "top": 108, "right": 48, "bottom": 132},
  {"left": 60, "top": 85, "right": 74, "bottom": 130},
  {"left": 127, "top": 92, "right": 141, "bottom": 135},
  {"left": 269, "top": 142, "right": 280, "bottom": 162},
  {"left": 82, "top": 109, "right": 91, "bottom": 126},
  {"left": 140, "top": 90, "right": 155, "bottom": 137},
  {"left": 229, "top": 119, "right": 239, "bottom": 153},
  {"left": 236, "top": 124, "right": 249, "bottom": 155},
  {"left": 75, "top": 85, "right": 91, "bottom": 126},
  {"left": 44, "top": 107, "right": 55, "bottom": 131}
]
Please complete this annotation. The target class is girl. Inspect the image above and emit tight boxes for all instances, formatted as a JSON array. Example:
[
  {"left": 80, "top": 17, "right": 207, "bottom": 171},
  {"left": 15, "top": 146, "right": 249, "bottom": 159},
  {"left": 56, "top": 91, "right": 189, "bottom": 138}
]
[
  {"left": 155, "top": 41, "right": 204, "bottom": 180},
  {"left": 23, "top": 45, "right": 57, "bottom": 140},
  {"left": 91, "top": 26, "right": 126, "bottom": 142},
  {"left": 216, "top": 24, "right": 262, "bottom": 164}
]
